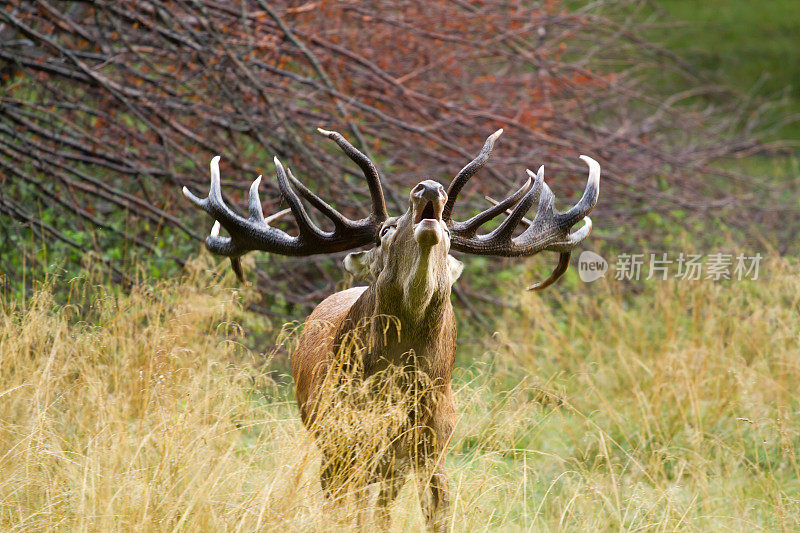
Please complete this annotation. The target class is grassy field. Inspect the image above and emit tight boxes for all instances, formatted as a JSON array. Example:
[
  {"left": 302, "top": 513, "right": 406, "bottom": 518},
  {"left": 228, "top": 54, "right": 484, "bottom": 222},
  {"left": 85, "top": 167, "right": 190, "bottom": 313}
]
[
  {"left": 654, "top": 0, "right": 800, "bottom": 93},
  {"left": 2, "top": 3, "right": 797, "bottom": 531},
  {"left": 652, "top": 0, "right": 800, "bottom": 139},
  {"left": 2, "top": 256, "right": 798, "bottom": 531}
]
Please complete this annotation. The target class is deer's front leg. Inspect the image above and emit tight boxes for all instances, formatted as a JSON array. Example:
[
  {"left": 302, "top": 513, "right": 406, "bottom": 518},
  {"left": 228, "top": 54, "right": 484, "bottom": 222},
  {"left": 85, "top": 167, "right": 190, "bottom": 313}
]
[
  {"left": 416, "top": 410, "right": 453, "bottom": 532},
  {"left": 375, "top": 463, "right": 409, "bottom": 528},
  {"left": 418, "top": 464, "right": 450, "bottom": 532}
]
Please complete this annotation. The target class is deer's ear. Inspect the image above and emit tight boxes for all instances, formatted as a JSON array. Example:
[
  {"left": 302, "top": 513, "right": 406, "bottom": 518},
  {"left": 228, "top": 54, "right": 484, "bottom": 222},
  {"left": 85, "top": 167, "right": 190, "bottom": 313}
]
[
  {"left": 344, "top": 250, "right": 373, "bottom": 280},
  {"left": 447, "top": 255, "right": 464, "bottom": 285}
]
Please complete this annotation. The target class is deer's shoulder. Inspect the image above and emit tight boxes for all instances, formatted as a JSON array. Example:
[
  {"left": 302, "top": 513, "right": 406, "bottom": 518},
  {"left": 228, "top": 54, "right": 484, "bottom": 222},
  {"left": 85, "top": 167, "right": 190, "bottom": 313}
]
[{"left": 309, "top": 286, "right": 369, "bottom": 322}]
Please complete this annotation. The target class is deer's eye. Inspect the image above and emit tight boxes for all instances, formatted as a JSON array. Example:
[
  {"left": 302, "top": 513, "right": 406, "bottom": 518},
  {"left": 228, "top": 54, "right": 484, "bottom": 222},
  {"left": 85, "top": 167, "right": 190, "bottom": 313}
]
[{"left": 377, "top": 224, "right": 396, "bottom": 244}]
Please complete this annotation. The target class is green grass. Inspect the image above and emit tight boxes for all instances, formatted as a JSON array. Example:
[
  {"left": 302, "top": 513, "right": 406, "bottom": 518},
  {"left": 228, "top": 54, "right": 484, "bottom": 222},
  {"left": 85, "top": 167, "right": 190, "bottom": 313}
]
[
  {"left": 1, "top": 256, "right": 798, "bottom": 530},
  {"left": 652, "top": 0, "right": 800, "bottom": 139}
]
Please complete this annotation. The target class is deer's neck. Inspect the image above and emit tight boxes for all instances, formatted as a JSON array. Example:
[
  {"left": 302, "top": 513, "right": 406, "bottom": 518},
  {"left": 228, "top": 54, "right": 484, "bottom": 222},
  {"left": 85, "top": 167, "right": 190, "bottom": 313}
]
[
  {"left": 376, "top": 246, "right": 452, "bottom": 324},
  {"left": 341, "top": 273, "right": 455, "bottom": 378},
  {"left": 400, "top": 248, "right": 438, "bottom": 319}
]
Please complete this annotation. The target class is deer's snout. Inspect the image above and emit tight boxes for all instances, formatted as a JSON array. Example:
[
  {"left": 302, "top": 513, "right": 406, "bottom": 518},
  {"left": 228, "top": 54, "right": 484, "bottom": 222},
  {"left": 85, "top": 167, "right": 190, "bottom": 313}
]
[
  {"left": 412, "top": 180, "right": 446, "bottom": 203},
  {"left": 410, "top": 180, "right": 446, "bottom": 225},
  {"left": 410, "top": 180, "right": 447, "bottom": 246}
]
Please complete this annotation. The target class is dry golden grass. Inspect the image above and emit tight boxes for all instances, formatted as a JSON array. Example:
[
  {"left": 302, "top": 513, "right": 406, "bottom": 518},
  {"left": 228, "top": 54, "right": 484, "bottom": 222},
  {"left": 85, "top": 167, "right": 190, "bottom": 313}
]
[{"left": 1, "top": 257, "right": 798, "bottom": 531}]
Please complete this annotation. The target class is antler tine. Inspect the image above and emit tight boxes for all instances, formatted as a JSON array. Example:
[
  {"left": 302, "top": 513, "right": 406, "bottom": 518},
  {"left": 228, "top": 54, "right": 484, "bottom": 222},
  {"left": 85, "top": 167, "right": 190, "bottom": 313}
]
[
  {"left": 448, "top": 153, "right": 600, "bottom": 289},
  {"left": 559, "top": 155, "right": 600, "bottom": 226},
  {"left": 183, "top": 156, "right": 252, "bottom": 257},
  {"left": 247, "top": 175, "right": 265, "bottom": 223},
  {"left": 317, "top": 127, "right": 388, "bottom": 222},
  {"left": 526, "top": 253, "right": 572, "bottom": 292},
  {"left": 483, "top": 192, "right": 572, "bottom": 292},
  {"left": 490, "top": 166, "right": 544, "bottom": 242},
  {"left": 285, "top": 167, "right": 351, "bottom": 231},
  {"left": 181, "top": 151, "right": 385, "bottom": 282},
  {"left": 265, "top": 208, "right": 291, "bottom": 226},
  {"left": 274, "top": 157, "right": 323, "bottom": 237},
  {"left": 483, "top": 195, "right": 532, "bottom": 226},
  {"left": 453, "top": 174, "right": 533, "bottom": 238},
  {"left": 442, "top": 128, "right": 503, "bottom": 223}
]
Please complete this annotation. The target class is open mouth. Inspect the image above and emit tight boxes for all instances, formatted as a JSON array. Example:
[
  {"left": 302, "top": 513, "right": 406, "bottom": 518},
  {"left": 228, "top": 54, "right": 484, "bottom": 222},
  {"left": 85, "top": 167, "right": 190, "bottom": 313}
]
[{"left": 414, "top": 201, "right": 438, "bottom": 224}]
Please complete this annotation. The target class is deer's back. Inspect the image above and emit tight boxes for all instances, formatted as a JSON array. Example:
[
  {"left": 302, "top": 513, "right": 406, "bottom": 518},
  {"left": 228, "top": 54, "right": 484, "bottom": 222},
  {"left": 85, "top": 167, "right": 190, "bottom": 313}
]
[{"left": 292, "top": 286, "right": 368, "bottom": 423}]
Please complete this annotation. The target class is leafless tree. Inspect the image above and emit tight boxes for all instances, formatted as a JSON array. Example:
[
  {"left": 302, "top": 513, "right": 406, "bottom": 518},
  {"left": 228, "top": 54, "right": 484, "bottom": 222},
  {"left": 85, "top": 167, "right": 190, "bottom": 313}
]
[{"left": 0, "top": 0, "right": 790, "bottom": 308}]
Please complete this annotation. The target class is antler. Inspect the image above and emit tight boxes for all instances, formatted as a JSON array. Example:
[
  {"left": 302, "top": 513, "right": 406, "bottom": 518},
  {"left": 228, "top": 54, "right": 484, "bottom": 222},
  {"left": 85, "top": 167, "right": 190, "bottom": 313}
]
[
  {"left": 445, "top": 131, "right": 600, "bottom": 291},
  {"left": 182, "top": 129, "right": 388, "bottom": 281}
]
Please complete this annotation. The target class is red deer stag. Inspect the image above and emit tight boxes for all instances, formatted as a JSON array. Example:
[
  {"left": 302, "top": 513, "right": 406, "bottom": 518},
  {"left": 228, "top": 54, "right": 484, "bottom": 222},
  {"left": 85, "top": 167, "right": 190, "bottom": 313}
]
[{"left": 182, "top": 129, "right": 599, "bottom": 530}]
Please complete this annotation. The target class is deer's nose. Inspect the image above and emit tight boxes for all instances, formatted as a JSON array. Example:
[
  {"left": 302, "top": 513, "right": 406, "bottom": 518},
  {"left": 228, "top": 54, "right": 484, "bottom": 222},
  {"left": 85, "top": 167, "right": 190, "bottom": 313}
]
[{"left": 412, "top": 180, "right": 445, "bottom": 202}]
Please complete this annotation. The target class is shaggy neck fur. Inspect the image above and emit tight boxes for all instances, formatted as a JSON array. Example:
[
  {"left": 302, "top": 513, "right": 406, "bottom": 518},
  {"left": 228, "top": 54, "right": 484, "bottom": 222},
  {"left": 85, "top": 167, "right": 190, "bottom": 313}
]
[
  {"left": 348, "top": 244, "right": 453, "bottom": 368},
  {"left": 401, "top": 247, "right": 438, "bottom": 318}
]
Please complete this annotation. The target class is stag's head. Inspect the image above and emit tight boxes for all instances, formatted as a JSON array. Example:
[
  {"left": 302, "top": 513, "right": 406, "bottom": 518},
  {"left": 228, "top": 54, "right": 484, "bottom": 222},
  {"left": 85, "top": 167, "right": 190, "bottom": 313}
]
[
  {"left": 182, "top": 128, "right": 600, "bottom": 299},
  {"left": 343, "top": 177, "right": 463, "bottom": 308}
]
